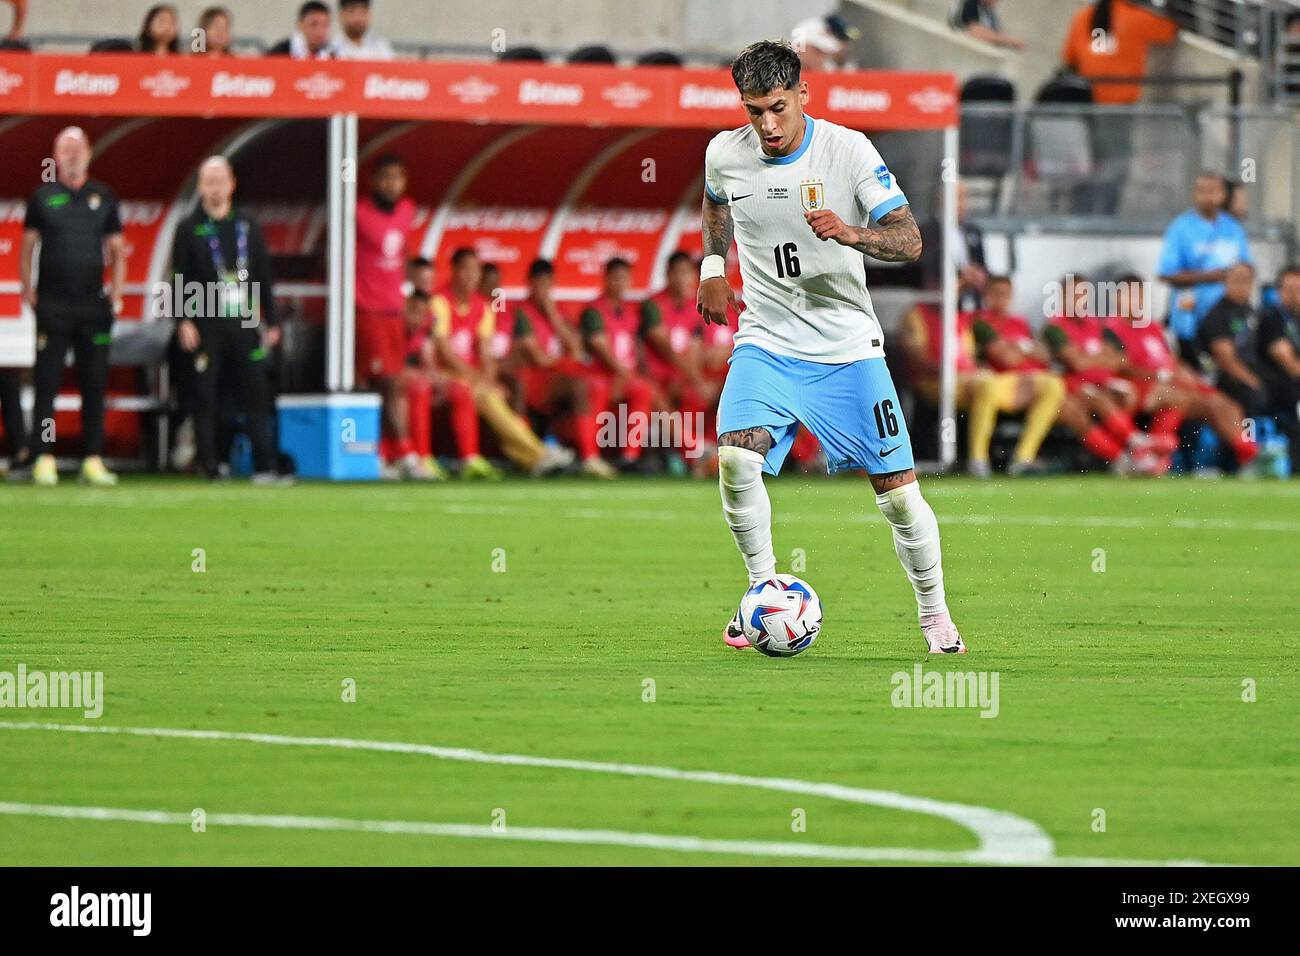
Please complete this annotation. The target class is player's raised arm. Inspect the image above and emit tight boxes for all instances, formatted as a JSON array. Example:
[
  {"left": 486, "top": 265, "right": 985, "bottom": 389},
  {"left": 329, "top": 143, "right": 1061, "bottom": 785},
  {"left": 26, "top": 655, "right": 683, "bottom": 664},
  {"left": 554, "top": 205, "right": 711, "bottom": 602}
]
[
  {"left": 804, "top": 204, "right": 923, "bottom": 263},
  {"left": 697, "top": 194, "right": 736, "bottom": 326}
]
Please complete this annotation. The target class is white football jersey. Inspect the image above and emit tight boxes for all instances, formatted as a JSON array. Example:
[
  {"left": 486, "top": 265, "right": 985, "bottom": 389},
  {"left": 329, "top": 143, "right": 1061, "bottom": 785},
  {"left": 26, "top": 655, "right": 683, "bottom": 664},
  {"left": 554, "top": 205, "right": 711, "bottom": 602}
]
[{"left": 704, "top": 115, "right": 908, "bottom": 363}]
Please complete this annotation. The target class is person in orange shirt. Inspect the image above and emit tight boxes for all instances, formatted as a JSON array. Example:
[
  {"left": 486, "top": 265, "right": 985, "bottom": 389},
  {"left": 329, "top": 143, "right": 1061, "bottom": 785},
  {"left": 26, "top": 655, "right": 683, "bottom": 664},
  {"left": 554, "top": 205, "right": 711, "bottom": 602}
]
[{"left": 1062, "top": 0, "right": 1178, "bottom": 214}]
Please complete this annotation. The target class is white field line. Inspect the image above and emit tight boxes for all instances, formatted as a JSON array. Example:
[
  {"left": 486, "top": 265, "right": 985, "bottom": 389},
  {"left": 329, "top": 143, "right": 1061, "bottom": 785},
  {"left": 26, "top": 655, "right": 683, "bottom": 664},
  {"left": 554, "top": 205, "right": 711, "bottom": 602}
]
[
  {"left": 0, "top": 721, "right": 1215, "bottom": 866},
  {"left": 424, "top": 501, "right": 1300, "bottom": 533},
  {"left": 7, "top": 490, "right": 1298, "bottom": 532},
  {"left": 0, "top": 800, "right": 1213, "bottom": 867}
]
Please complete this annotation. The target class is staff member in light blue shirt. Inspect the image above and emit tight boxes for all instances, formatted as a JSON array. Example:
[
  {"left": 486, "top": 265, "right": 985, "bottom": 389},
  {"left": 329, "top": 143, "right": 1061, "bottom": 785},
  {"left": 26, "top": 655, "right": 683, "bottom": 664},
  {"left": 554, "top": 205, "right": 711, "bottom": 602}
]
[{"left": 1157, "top": 171, "right": 1252, "bottom": 363}]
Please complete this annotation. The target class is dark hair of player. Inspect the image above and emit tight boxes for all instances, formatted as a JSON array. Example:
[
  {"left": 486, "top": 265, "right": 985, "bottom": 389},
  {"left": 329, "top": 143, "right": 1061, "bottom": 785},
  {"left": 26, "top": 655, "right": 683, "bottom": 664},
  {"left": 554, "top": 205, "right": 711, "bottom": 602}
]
[
  {"left": 450, "top": 247, "right": 478, "bottom": 267},
  {"left": 730, "top": 40, "right": 801, "bottom": 96},
  {"left": 299, "top": 1, "right": 329, "bottom": 20},
  {"left": 528, "top": 258, "right": 554, "bottom": 279},
  {"left": 408, "top": 256, "right": 431, "bottom": 269},
  {"left": 666, "top": 250, "right": 696, "bottom": 271},
  {"left": 985, "top": 274, "right": 1011, "bottom": 287},
  {"left": 372, "top": 154, "right": 404, "bottom": 174},
  {"left": 604, "top": 257, "right": 632, "bottom": 274},
  {"left": 339, "top": 0, "right": 369, "bottom": 8}
]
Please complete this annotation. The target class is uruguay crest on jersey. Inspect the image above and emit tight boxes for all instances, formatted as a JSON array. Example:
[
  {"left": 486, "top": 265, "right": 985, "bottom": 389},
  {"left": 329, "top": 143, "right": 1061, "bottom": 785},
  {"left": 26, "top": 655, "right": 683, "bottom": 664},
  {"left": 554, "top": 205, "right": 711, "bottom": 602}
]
[{"left": 799, "top": 180, "right": 824, "bottom": 211}]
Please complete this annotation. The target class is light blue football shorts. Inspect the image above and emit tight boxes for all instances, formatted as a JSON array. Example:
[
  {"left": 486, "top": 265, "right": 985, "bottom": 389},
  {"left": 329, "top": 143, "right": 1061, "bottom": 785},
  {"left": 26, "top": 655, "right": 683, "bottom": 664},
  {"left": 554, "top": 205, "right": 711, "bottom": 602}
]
[{"left": 716, "top": 344, "right": 915, "bottom": 477}]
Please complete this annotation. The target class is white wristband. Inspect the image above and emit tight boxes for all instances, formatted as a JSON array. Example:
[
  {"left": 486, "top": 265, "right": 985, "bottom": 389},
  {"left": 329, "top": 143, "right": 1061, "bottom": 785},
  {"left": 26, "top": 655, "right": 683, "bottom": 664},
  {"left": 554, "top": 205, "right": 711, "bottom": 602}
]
[{"left": 700, "top": 255, "right": 727, "bottom": 281}]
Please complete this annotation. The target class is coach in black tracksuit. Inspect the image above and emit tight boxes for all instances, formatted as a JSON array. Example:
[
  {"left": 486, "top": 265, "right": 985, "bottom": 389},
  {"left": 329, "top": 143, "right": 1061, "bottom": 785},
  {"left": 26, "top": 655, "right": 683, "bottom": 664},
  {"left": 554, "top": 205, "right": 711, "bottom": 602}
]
[
  {"left": 172, "top": 156, "right": 278, "bottom": 480},
  {"left": 21, "top": 128, "right": 127, "bottom": 482}
]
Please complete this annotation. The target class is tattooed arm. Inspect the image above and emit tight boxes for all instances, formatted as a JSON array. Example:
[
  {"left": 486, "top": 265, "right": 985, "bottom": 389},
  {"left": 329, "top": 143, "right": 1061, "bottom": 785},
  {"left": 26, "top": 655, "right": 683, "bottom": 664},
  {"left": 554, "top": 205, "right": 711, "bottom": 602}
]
[
  {"left": 804, "top": 204, "right": 923, "bottom": 263},
  {"left": 697, "top": 196, "right": 737, "bottom": 326}
]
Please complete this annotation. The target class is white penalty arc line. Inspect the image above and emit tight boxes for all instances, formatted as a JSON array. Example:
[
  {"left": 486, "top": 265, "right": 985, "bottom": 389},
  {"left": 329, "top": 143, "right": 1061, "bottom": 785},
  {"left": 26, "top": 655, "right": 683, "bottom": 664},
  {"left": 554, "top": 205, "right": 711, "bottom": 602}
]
[
  {"left": 0, "top": 721, "right": 1212, "bottom": 866},
  {"left": 0, "top": 801, "right": 1211, "bottom": 867}
]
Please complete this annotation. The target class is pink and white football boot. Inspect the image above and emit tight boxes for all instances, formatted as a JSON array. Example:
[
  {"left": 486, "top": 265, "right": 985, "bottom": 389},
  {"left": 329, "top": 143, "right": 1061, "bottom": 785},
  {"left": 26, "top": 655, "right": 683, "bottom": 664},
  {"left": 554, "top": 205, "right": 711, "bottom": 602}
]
[
  {"left": 723, "top": 607, "right": 751, "bottom": 649},
  {"left": 920, "top": 612, "right": 967, "bottom": 654}
]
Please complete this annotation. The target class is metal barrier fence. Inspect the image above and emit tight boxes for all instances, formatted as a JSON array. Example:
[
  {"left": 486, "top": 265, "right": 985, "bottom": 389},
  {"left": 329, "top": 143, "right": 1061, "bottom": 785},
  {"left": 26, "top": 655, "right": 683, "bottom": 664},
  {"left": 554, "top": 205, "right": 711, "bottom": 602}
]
[{"left": 960, "top": 102, "right": 1299, "bottom": 237}]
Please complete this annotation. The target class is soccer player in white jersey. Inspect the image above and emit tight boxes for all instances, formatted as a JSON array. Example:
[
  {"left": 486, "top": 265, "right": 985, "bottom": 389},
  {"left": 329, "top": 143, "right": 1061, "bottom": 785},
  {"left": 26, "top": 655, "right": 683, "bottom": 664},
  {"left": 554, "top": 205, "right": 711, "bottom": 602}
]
[{"left": 698, "top": 40, "right": 966, "bottom": 654}]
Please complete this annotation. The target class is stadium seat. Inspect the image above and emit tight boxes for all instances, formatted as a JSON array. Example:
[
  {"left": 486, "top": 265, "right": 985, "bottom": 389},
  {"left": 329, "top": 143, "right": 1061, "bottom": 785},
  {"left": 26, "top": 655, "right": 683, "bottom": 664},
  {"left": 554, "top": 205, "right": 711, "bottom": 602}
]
[
  {"left": 1026, "top": 75, "right": 1095, "bottom": 212},
  {"left": 568, "top": 45, "right": 617, "bottom": 65},
  {"left": 636, "top": 50, "right": 683, "bottom": 67},
  {"left": 959, "top": 74, "right": 1015, "bottom": 179},
  {"left": 88, "top": 38, "right": 137, "bottom": 54},
  {"left": 498, "top": 45, "right": 546, "bottom": 62}
]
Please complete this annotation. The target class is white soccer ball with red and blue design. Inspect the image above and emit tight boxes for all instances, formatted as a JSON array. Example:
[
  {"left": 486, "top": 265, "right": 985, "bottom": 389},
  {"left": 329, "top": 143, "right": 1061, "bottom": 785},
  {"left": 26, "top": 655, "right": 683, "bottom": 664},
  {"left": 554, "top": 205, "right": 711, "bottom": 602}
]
[{"left": 739, "top": 574, "right": 822, "bottom": 657}]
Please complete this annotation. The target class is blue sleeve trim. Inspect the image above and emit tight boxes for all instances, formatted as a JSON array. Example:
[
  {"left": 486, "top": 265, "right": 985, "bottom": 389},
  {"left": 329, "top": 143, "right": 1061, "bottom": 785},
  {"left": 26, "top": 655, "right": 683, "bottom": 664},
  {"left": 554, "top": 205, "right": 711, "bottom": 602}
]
[
  {"left": 704, "top": 181, "right": 728, "bottom": 205},
  {"left": 870, "top": 193, "right": 908, "bottom": 222}
]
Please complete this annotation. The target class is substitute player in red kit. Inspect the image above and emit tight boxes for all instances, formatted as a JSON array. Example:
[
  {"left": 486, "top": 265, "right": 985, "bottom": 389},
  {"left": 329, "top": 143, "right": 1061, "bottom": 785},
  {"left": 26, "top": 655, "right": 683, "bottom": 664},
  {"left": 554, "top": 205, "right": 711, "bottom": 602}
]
[
  {"left": 578, "top": 258, "right": 655, "bottom": 473},
  {"left": 1042, "top": 274, "right": 1160, "bottom": 472},
  {"left": 1105, "top": 274, "right": 1258, "bottom": 474},
  {"left": 432, "top": 248, "right": 571, "bottom": 477},
  {"left": 971, "top": 274, "right": 1143, "bottom": 473},
  {"left": 509, "top": 258, "right": 616, "bottom": 478},
  {"left": 354, "top": 154, "right": 437, "bottom": 479},
  {"left": 640, "top": 250, "right": 718, "bottom": 470}
]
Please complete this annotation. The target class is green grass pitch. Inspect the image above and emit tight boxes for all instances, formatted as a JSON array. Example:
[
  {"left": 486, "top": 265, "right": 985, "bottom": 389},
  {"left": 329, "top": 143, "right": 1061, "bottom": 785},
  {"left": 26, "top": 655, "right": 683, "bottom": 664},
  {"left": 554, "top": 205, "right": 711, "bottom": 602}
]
[{"left": 0, "top": 476, "right": 1296, "bottom": 866}]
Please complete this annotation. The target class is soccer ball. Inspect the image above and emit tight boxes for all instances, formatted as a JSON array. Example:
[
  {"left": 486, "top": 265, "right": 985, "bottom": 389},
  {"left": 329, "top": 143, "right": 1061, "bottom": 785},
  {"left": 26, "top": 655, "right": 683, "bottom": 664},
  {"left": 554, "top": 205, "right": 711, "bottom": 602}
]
[{"left": 738, "top": 574, "right": 822, "bottom": 658}]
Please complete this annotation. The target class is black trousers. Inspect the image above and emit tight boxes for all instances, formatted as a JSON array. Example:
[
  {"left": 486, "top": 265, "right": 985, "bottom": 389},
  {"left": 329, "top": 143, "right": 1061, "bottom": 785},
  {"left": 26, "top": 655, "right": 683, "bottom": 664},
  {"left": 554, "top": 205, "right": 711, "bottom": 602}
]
[
  {"left": 30, "top": 311, "right": 112, "bottom": 458},
  {"left": 1219, "top": 375, "right": 1300, "bottom": 474},
  {"left": 0, "top": 368, "right": 24, "bottom": 457},
  {"left": 192, "top": 319, "right": 274, "bottom": 476}
]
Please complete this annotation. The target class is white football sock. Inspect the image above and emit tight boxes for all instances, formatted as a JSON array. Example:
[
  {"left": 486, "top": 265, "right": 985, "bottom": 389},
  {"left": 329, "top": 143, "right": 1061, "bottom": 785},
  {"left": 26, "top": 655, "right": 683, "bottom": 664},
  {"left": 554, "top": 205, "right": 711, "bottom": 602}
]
[
  {"left": 718, "top": 446, "right": 776, "bottom": 584},
  {"left": 875, "top": 481, "right": 948, "bottom": 619}
]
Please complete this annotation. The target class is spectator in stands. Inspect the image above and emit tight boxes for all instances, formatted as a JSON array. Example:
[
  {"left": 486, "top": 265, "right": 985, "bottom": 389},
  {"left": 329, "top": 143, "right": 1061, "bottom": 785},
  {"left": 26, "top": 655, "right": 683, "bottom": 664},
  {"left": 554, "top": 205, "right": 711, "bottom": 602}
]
[
  {"left": 269, "top": 1, "right": 334, "bottom": 59},
  {"left": 138, "top": 4, "right": 182, "bottom": 55},
  {"left": 196, "top": 6, "right": 234, "bottom": 57},
  {"left": 790, "top": 14, "right": 860, "bottom": 71},
  {"left": 173, "top": 156, "right": 283, "bottom": 484},
  {"left": 3, "top": 0, "right": 26, "bottom": 41},
  {"left": 1062, "top": 1, "right": 1178, "bottom": 104},
  {"left": 920, "top": 179, "right": 987, "bottom": 312},
  {"left": 1223, "top": 177, "right": 1249, "bottom": 224},
  {"left": 1061, "top": 2, "right": 1177, "bottom": 214},
  {"left": 21, "top": 127, "right": 127, "bottom": 488},
  {"left": 331, "top": 0, "right": 394, "bottom": 61},
  {"left": 1158, "top": 171, "right": 1252, "bottom": 365},
  {"left": 950, "top": 0, "right": 1024, "bottom": 51}
]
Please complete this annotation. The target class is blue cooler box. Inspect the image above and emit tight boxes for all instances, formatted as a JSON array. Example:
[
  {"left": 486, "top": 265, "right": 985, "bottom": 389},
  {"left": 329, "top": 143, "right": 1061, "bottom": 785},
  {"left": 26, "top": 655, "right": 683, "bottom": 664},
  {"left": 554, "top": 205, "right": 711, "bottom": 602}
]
[{"left": 277, "top": 393, "right": 382, "bottom": 481}]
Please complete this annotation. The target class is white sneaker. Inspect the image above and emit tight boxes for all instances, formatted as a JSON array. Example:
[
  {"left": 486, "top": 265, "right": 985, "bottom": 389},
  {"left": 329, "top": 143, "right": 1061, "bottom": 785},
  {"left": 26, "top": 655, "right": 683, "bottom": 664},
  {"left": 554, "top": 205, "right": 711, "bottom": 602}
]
[
  {"left": 33, "top": 454, "right": 58, "bottom": 487},
  {"left": 79, "top": 456, "right": 118, "bottom": 487},
  {"left": 532, "top": 443, "right": 575, "bottom": 476},
  {"left": 398, "top": 452, "right": 441, "bottom": 481},
  {"left": 579, "top": 456, "right": 617, "bottom": 479}
]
